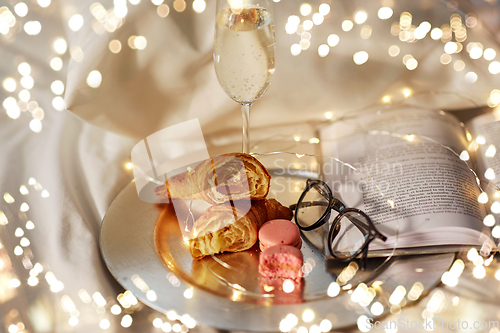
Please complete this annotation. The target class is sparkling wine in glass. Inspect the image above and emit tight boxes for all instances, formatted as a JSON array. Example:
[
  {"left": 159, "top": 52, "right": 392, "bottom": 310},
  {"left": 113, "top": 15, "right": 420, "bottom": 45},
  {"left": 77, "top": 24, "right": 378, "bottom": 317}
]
[{"left": 214, "top": 0, "right": 276, "bottom": 153}]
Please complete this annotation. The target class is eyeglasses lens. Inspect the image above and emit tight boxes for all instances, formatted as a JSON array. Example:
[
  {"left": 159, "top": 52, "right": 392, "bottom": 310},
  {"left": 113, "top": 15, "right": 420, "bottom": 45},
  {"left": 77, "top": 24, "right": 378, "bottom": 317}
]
[
  {"left": 296, "top": 182, "right": 330, "bottom": 229},
  {"left": 330, "top": 211, "right": 369, "bottom": 259}
]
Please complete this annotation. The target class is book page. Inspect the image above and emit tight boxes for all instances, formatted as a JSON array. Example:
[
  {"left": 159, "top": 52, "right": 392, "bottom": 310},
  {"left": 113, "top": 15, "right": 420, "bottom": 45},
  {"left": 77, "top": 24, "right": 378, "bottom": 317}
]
[
  {"left": 320, "top": 107, "right": 486, "bottom": 250},
  {"left": 467, "top": 111, "right": 500, "bottom": 189}
]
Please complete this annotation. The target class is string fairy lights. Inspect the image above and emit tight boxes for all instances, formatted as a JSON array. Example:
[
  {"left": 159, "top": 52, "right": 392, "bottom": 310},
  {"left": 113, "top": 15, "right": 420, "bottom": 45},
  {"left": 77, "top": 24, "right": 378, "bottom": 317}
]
[{"left": 1, "top": 1, "right": 500, "bottom": 332}]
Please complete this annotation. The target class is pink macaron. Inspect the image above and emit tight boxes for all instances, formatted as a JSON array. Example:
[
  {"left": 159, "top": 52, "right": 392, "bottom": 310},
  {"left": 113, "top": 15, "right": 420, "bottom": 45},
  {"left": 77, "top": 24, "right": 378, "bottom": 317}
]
[
  {"left": 258, "top": 219, "right": 302, "bottom": 251},
  {"left": 258, "top": 245, "right": 304, "bottom": 280}
]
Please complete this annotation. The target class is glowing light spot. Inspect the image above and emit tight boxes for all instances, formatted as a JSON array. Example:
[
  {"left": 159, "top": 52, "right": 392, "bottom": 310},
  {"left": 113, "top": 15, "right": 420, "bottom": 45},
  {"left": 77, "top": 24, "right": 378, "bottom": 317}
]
[
  {"left": 382, "top": 95, "right": 391, "bottom": 103},
  {"left": 290, "top": 44, "right": 301, "bottom": 56},
  {"left": 467, "top": 248, "right": 479, "bottom": 261},
  {"left": 18, "top": 63, "right": 31, "bottom": 77},
  {"left": 484, "top": 48, "right": 496, "bottom": 61},
  {"left": 162, "top": 322, "right": 172, "bottom": 332},
  {"left": 121, "top": 315, "right": 132, "bottom": 328},
  {"left": 378, "top": 7, "right": 393, "bottom": 20},
  {"left": 325, "top": 112, "right": 332, "bottom": 119},
  {"left": 485, "top": 168, "right": 496, "bottom": 180},
  {"left": 489, "top": 61, "right": 500, "bottom": 75},
  {"left": 173, "top": 0, "right": 186, "bottom": 12},
  {"left": 53, "top": 38, "right": 68, "bottom": 54},
  {"left": 478, "top": 192, "right": 488, "bottom": 204},
  {"left": 357, "top": 315, "right": 371, "bottom": 332},
  {"left": 9, "top": 278, "right": 21, "bottom": 288},
  {"left": 68, "top": 14, "right": 84, "bottom": 31},
  {"left": 153, "top": 318, "right": 163, "bottom": 328},
  {"left": 353, "top": 51, "right": 368, "bottom": 65},
  {"left": 475, "top": 135, "right": 486, "bottom": 145},
  {"left": 20, "top": 237, "right": 30, "bottom": 247},
  {"left": 354, "top": 11, "right": 367, "bottom": 24},
  {"left": 2, "top": 78, "right": 16, "bottom": 92},
  {"left": 32, "top": 107, "right": 45, "bottom": 121},
  {"left": 87, "top": 70, "right": 102, "bottom": 88},
  {"left": 192, "top": 0, "right": 206, "bottom": 13},
  {"left": 441, "top": 271, "right": 458, "bottom": 287},
  {"left": 285, "top": 22, "right": 297, "bottom": 34},
  {"left": 0, "top": 211, "right": 8, "bottom": 225},
  {"left": 26, "top": 221, "right": 35, "bottom": 229},
  {"left": 15, "top": 228, "right": 24, "bottom": 237},
  {"left": 70, "top": 46, "right": 84, "bottom": 62},
  {"left": 18, "top": 204, "right": 30, "bottom": 214},
  {"left": 342, "top": 20, "right": 353, "bottom": 31},
  {"left": 371, "top": 301, "right": 384, "bottom": 315},
  {"left": 288, "top": 15, "right": 300, "bottom": 25},
  {"left": 157, "top": 4, "right": 170, "bottom": 17},
  {"left": 29, "top": 119, "right": 42, "bottom": 133},
  {"left": 37, "top": 0, "right": 51, "bottom": 7},
  {"left": 50, "top": 57, "right": 63, "bottom": 71},
  {"left": 473, "top": 265, "right": 486, "bottom": 279},
  {"left": 484, "top": 214, "right": 496, "bottom": 227},
  {"left": 327, "top": 34, "right": 339, "bottom": 47},
  {"left": 14, "top": 3, "right": 28, "bottom": 17},
  {"left": 309, "top": 137, "right": 320, "bottom": 144},
  {"left": 406, "top": 58, "right": 418, "bottom": 70},
  {"left": 20, "top": 76, "right": 34, "bottom": 90},
  {"left": 300, "top": 4, "right": 311, "bottom": 16},
  {"left": 485, "top": 144, "right": 496, "bottom": 158},
  {"left": 28, "top": 276, "right": 39, "bottom": 286},
  {"left": 303, "top": 20, "right": 313, "bottom": 31},
  {"left": 99, "top": 319, "right": 110, "bottom": 329},
  {"left": 319, "top": 319, "right": 332, "bottom": 332},
  {"left": 19, "top": 89, "right": 30, "bottom": 102},
  {"left": 146, "top": 290, "right": 157, "bottom": 301},
  {"left": 282, "top": 279, "right": 295, "bottom": 293},
  {"left": 459, "top": 150, "right": 470, "bottom": 161},
  {"left": 41, "top": 190, "right": 49, "bottom": 198},
  {"left": 114, "top": 5, "right": 128, "bottom": 18},
  {"left": 167, "top": 310, "right": 177, "bottom": 321},
  {"left": 134, "top": 36, "right": 147, "bottom": 50},
  {"left": 469, "top": 46, "right": 483, "bottom": 60},
  {"left": 302, "top": 309, "right": 314, "bottom": 322},
  {"left": 51, "top": 96, "right": 65, "bottom": 111},
  {"left": 152, "top": 0, "right": 164, "bottom": 4},
  {"left": 14, "top": 246, "right": 23, "bottom": 256},
  {"left": 129, "top": 0, "right": 141, "bottom": 4},
  {"left": 319, "top": 4, "right": 330, "bottom": 16},
  {"left": 24, "top": 21, "right": 41, "bottom": 35},
  {"left": 388, "top": 45, "right": 400, "bottom": 57},
  {"left": 51, "top": 80, "right": 64, "bottom": 95},
  {"left": 464, "top": 71, "right": 477, "bottom": 83},
  {"left": 183, "top": 288, "right": 193, "bottom": 299},
  {"left": 492, "top": 201, "right": 500, "bottom": 214},
  {"left": 452, "top": 60, "right": 465, "bottom": 72},
  {"left": 317, "top": 44, "right": 329, "bottom": 57},
  {"left": 312, "top": 13, "right": 324, "bottom": 25},
  {"left": 444, "top": 42, "right": 458, "bottom": 54},
  {"left": 389, "top": 285, "right": 406, "bottom": 305},
  {"left": 493, "top": 226, "right": 500, "bottom": 238},
  {"left": 440, "top": 53, "right": 452, "bottom": 65},
  {"left": 111, "top": 304, "right": 122, "bottom": 315}
]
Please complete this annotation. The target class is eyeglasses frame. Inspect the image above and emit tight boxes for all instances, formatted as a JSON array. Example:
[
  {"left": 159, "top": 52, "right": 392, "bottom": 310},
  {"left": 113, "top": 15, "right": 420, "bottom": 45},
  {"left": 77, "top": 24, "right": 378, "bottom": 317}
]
[{"left": 290, "top": 179, "right": 387, "bottom": 268}]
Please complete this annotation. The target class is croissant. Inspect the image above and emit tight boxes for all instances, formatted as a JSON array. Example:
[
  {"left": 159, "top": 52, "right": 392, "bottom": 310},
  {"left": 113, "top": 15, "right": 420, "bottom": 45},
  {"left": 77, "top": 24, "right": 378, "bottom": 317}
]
[
  {"left": 189, "top": 198, "right": 293, "bottom": 259},
  {"left": 155, "top": 153, "right": 271, "bottom": 205}
]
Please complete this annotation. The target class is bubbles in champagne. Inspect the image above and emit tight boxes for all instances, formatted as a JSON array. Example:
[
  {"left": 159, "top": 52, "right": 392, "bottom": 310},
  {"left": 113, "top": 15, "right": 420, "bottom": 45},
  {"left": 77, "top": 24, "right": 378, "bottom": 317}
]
[{"left": 214, "top": 7, "right": 275, "bottom": 104}]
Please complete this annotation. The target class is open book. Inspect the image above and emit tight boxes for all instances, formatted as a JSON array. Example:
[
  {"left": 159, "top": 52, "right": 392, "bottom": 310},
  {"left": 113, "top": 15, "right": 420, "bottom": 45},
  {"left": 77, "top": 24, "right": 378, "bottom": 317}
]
[{"left": 319, "top": 107, "right": 499, "bottom": 256}]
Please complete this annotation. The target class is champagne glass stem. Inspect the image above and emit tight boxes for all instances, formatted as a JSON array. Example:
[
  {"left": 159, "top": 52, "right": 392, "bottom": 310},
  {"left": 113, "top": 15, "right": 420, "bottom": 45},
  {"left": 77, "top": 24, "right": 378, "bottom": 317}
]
[{"left": 241, "top": 103, "right": 251, "bottom": 154}]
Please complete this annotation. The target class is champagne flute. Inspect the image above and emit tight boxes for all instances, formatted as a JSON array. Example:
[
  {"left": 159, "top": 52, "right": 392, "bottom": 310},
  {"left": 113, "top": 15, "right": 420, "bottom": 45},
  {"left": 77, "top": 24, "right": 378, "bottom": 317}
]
[{"left": 214, "top": 0, "right": 276, "bottom": 153}]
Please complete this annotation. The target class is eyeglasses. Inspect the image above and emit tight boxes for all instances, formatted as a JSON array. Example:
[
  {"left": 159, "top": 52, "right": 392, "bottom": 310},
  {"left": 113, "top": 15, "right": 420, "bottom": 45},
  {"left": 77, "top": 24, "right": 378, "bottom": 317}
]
[{"left": 290, "top": 179, "right": 387, "bottom": 269}]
